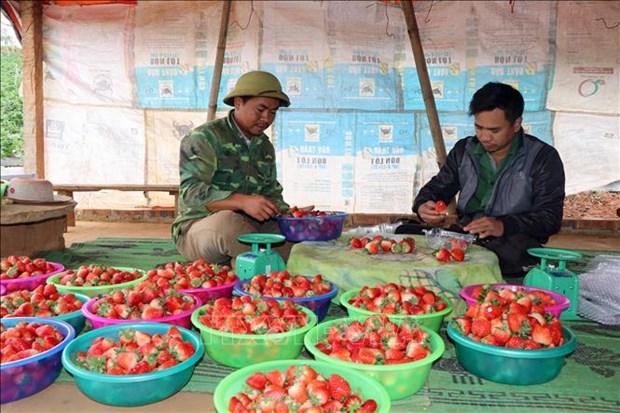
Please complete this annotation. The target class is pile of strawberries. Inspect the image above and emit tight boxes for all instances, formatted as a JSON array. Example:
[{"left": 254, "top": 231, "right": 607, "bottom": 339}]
[
  {"left": 350, "top": 235, "right": 415, "bottom": 255},
  {"left": 1, "top": 284, "right": 83, "bottom": 318},
  {"left": 1, "top": 321, "right": 65, "bottom": 363},
  {"left": 285, "top": 206, "right": 333, "bottom": 218},
  {"left": 1, "top": 256, "right": 56, "bottom": 280},
  {"left": 229, "top": 365, "right": 378, "bottom": 412},
  {"left": 434, "top": 246, "right": 465, "bottom": 263},
  {"left": 197, "top": 296, "right": 308, "bottom": 335},
  {"left": 454, "top": 286, "right": 564, "bottom": 349},
  {"left": 347, "top": 283, "right": 448, "bottom": 315},
  {"left": 470, "top": 284, "right": 557, "bottom": 307},
  {"left": 241, "top": 271, "right": 332, "bottom": 298},
  {"left": 56, "top": 265, "right": 143, "bottom": 287},
  {"left": 316, "top": 315, "right": 432, "bottom": 365},
  {"left": 146, "top": 259, "right": 237, "bottom": 290},
  {"left": 91, "top": 281, "right": 197, "bottom": 320},
  {"left": 75, "top": 326, "right": 195, "bottom": 375}
]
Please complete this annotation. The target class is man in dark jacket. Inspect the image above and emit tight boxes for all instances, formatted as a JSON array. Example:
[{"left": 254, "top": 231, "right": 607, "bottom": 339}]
[{"left": 413, "top": 82, "right": 565, "bottom": 276}]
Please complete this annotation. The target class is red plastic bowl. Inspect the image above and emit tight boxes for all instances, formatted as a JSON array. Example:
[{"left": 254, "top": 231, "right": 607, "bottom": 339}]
[
  {"left": 459, "top": 283, "right": 570, "bottom": 317},
  {"left": 179, "top": 278, "right": 236, "bottom": 304},
  {"left": 81, "top": 294, "right": 202, "bottom": 329},
  {"left": 1, "top": 262, "right": 65, "bottom": 294}
]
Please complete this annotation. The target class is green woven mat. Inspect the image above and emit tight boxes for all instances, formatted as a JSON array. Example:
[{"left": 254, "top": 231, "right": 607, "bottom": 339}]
[{"left": 43, "top": 238, "right": 620, "bottom": 412}]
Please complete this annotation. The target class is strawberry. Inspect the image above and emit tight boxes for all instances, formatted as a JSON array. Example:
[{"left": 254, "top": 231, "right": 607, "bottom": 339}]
[
  {"left": 350, "top": 238, "right": 363, "bottom": 249},
  {"left": 435, "top": 248, "right": 451, "bottom": 262},
  {"left": 360, "top": 399, "right": 379, "bottom": 412},
  {"left": 450, "top": 247, "right": 465, "bottom": 262},
  {"left": 471, "top": 318, "right": 491, "bottom": 338},
  {"left": 265, "top": 369, "right": 285, "bottom": 388},
  {"left": 380, "top": 239, "right": 394, "bottom": 252},
  {"left": 365, "top": 241, "right": 380, "bottom": 255},
  {"left": 246, "top": 372, "right": 267, "bottom": 390},
  {"left": 405, "top": 342, "right": 429, "bottom": 361},
  {"left": 454, "top": 317, "right": 472, "bottom": 335},
  {"left": 531, "top": 324, "right": 552, "bottom": 346},
  {"left": 328, "top": 374, "right": 351, "bottom": 402},
  {"left": 116, "top": 351, "right": 138, "bottom": 371},
  {"left": 307, "top": 380, "right": 330, "bottom": 406},
  {"left": 399, "top": 239, "right": 414, "bottom": 253},
  {"left": 434, "top": 200, "right": 447, "bottom": 213}
]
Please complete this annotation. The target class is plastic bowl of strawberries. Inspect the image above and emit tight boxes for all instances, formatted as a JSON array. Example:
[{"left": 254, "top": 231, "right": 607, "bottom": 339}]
[
  {"left": 146, "top": 259, "right": 237, "bottom": 304},
  {"left": 1, "top": 256, "right": 65, "bottom": 294},
  {"left": 459, "top": 283, "right": 570, "bottom": 318},
  {"left": 233, "top": 271, "right": 338, "bottom": 322},
  {"left": 447, "top": 296, "right": 577, "bottom": 385},
  {"left": 1, "top": 284, "right": 89, "bottom": 333},
  {"left": 304, "top": 315, "right": 445, "bottom": 400},
  {"left": 191, "top": 296, "right": 318, "bottom": 368},
  {"left": 82, "top": 280, "right": 201, "bottom": 330},
  {"left": 46, "top": 265, "right": 147, "bottom": 298},
  {"left": 340, "top": 283, "right": 453, "bottom": 332},
  {"left": 214, "top": 359, "right": 391, "bottom": 412},
  {"left": 1, "top": 317, "right": 75, "bottom": 404},
  {"left": 61, "top": 322, "right": 204, "bottom": 406},
  {"left": 276, "top": 207, "right": 348, "bottom": 242}
]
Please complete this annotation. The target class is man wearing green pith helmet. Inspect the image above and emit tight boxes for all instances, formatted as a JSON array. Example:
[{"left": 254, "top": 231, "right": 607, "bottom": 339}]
[{"left": 173, "top": 71, "right": 292, "bottom": 265}]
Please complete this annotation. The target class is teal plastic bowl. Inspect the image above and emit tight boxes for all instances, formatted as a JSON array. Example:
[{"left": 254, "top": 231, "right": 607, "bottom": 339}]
[
  {"left": 51, "top": 292, "right": 89, "bottom": 334},
  {"left": 340, "top": 288, "right": 453, "bottom": 332},
  {"left": 213, "top": 359, "right": 391, "bottom": 413},
  {"left": 61, "top": 322, "right": 204, "bottom": 406},
  {"left": 447, "top": 323, "right": 576, "bottom": 385},
  {"left": 304, "top": 316, "right": 445, "bottom": 400}
]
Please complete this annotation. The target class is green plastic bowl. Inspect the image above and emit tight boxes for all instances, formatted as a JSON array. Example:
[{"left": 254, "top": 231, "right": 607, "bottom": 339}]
[
  {"left": 447, "top": 323, "right": 577, "bottom": 385},
  {"left": 191, "top": 304, "right": 317, "bottom": 368},
  {"left": 61, "top": 322, "right": 204, "bottom": 406},
  {"left": 340, "top": 288, "right": 453, "bottom": 332},
  {"left": 304, "top": 316, "right": 445, "bottom": 400},
  {"left": 46, "top": 267, "right": 147, "bottom": 298},
  {"left": 213, "top": 359, "right": 391, "bottom": 413}
]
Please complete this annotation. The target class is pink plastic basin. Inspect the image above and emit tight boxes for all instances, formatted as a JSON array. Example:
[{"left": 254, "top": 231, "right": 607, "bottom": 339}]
[
  {"left": 179, "top": 278, "right": 236, "bottom": 304},
  {"left": 459, "top": 283, "right": 570, "bottom": 317},
  {"left": 1, "top": 262, "right": 65, "bottom": 293},
  {"left": 82, "top": 294, "right": 202, "bottom": 329}
]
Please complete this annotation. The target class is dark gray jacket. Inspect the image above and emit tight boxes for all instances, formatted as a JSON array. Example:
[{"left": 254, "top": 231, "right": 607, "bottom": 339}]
[{"left": 413, "top": 132, "right": 565, "bottom": 243}]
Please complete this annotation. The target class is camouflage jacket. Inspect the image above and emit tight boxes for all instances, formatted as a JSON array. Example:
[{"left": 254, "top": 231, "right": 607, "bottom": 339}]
[{"left": 172, "top": 110, "right": 288, "bottom": 241}]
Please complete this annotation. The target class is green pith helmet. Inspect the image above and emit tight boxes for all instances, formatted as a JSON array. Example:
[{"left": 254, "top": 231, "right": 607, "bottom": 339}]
[{"left": 223, "top": 71, "right": 290, "bottom": 107}]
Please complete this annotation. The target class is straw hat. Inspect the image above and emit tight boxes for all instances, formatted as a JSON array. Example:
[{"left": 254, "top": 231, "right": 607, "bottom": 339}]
[{"left": 6, "top": 178, "right": 72, "bottom": 204}]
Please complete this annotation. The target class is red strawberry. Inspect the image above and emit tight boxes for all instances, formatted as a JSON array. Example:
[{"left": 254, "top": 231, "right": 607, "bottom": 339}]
[
  {"left": 246, "top": 372, "right": 267, "bottom": 390},
  {"left": 471, "top": 318, "right": 491, "bottom": 338},
  {"left": 360, "top": 399, "right": 379, "bottom": 413},
  {"left": 307, "top": 380, "right": 330, "bottom": 406},
  {"left": 365, "top": 241, "right": 380, "bottom": 255},
  {"left": 287, "top": 380, "right": 308, "bottom": 403},
  {"left": 435, "top": 248, "right": 451, "bottom": 262},
  {"left": 265, "top": 369, "right": 285, "bottom": 388},
  {"left": 405, "top": 342, "right": 429, "bottom": 361},
  {"left": 450, "top": 248, "right": 465, "bottom": 262},
  {"left": 116, "top": 351, "right": 138, "bottom": 371},
  {"left": 434, "top": 200, "right": 447, "bottom": 213},
  {"left": 328, "top": 374, "right": 351, "bottom": 402},
  {"left": 454, "top": 317, "right": 472, "bottom": 335},
  {"left": 350, "top": 238, "right": 363, "bottom": 249},
  {"left": 531, "top": 324, "right": 552, "bottom": 346}
]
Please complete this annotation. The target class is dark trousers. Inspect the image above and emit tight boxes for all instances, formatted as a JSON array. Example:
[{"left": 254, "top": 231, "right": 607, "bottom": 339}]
[{"left": 476, "top": 233, "right": 541, "bottom": 277}]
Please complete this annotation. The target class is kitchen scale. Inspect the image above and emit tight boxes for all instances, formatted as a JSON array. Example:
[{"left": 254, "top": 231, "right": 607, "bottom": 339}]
[
  {"left": 523, "top": 247, "right": 583, "bottom": 320},
  {"left": 235, "top": 233, "right": 286, "bottom": 280}
]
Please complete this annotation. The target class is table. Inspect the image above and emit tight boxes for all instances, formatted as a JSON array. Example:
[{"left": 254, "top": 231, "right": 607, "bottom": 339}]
[
  {"left": 286, "top": 234, "right": 503, "bottom": 306},
  {"left": 0, "top": 201, "right": 76, "bottom": 256}
]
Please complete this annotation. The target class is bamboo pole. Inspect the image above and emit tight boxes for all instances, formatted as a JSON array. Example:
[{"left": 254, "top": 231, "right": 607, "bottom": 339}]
[
  {"left": 21, "top": 1, "right": 45, "bottom": 178},
  {"left": 207, "top": 0, "right": 232, "bottom": 121},
  {"left": 400, "top": 0, "right": 447, "bottom": 167}
]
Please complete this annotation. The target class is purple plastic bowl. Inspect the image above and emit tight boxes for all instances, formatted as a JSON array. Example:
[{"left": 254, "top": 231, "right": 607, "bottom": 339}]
[
  {"left": 179, "top": 278, "right": 236, "bottom": 304},
  {"left": 459, "top": 283, "right": 570, "bottom": 318},
  {"left": 1, "top": 262, "right": 65, "bottom": 294},
  {"left": 0, "top": 317, "right": 75, "bottom": 404},
  {"left": 82, "top": 294, "right": 202, "bottom": 329},
  {"left": 276, "top": 212, "right": 348, "bottom": 242},
  {"left": 233, "top": 278, "right": 338, "bottom": 322}
]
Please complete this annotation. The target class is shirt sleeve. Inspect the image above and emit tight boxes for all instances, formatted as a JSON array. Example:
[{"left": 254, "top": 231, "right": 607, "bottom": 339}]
[{"left": 178, "top": 131, "right": 233, "bottom": 209}]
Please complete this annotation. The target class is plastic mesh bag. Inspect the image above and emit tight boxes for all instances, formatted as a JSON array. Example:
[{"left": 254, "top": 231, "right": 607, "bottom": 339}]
[{"left": 578, "top": 254, "right": 620, "bottom": 325}]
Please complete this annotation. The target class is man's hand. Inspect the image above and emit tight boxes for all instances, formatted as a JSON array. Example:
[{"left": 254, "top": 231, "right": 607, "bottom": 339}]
[
  {"left": 241, "top": 194, "right": 280, "bottom": 221},
  {"left": 463, "top": 216, "right": 504, "bottom": 239},
  {"left": 417, "top": 200, "right": 447, "bottom": 225}
]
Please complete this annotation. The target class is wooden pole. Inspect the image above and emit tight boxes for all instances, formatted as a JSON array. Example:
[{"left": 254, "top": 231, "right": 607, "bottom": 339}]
[
  {"left": 207, "top": 0, "right": 232, "bottom": 121},
  {"left": 401, "top": 0, "right": 447, "bottom": 168},
  {"left": 21, "top": 0, "right": 45, "bottom": 178}
]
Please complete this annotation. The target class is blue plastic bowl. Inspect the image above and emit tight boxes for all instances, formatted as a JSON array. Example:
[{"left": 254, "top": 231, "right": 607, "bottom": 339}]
[
  {"left": 233, "top": 278, "right": 338, "bottom": 322},
  {"left": 1, "top": 317, "right": 75, "bottom": 404},
  {"left": 447, "top": 323, "right": 577, "bottom": 385},
  {"left": 276, "top": 212, "right": 348, "bottom": 242},
  {"left": 61, "top": 322, "right": 204, "bottom": 406}
]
